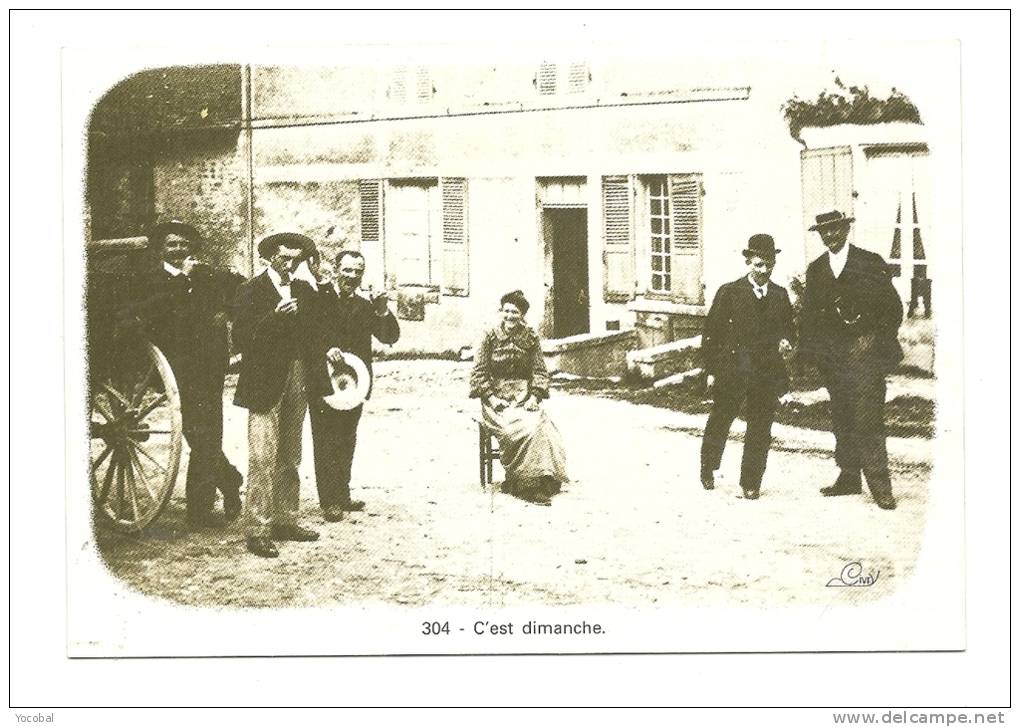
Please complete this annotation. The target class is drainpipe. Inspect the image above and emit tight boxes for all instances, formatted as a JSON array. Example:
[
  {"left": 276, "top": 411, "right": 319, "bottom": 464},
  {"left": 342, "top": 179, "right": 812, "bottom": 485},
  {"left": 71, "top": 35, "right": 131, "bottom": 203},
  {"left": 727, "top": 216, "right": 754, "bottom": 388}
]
[{"left": 242, "top": 63, "right": 255, "bottom": 277}]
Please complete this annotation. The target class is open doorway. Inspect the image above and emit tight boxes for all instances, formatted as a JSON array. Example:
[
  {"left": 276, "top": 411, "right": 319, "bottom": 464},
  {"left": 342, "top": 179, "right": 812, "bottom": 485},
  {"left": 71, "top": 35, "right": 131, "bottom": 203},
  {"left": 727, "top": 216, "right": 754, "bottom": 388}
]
[{"left": 544, "top": 207, "right": 590, "bottom": 338}]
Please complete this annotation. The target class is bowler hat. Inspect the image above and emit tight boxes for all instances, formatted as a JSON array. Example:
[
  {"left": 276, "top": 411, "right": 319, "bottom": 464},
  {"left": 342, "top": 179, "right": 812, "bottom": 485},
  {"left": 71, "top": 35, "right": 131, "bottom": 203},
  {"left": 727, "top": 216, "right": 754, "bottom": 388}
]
[
  {"left": 257, "top": 232, "right": 316, "bottom": 261},
  {"left": 149, "top": 220, "right": 201, "bottom": 246},
  {"left": 742, "top": 233, "right": 780, "bottom": 258},
  {"left": 809, "top": 210, "right": 855, "bottom": 231}
]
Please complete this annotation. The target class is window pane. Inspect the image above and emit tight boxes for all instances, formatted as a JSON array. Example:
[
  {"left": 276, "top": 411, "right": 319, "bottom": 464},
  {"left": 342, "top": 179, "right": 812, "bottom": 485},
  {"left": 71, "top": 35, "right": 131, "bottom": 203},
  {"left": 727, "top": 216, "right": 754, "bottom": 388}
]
[
  {"left": 651, "top": 217, "right": 662, "bottom": 234},
  {"left": 662, "top": 274, "right": 671, "bottom": 291},
  {"left": 651, "top": 199, "right": 662, "bottom": 215},
  {"left": 664, "top": 258, "right": 671, "bottom": 273}
]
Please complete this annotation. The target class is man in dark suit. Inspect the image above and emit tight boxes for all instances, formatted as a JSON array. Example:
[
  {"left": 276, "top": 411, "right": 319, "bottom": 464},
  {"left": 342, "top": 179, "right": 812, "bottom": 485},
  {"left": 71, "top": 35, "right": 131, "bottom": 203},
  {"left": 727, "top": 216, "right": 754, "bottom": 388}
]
[
  {"left": 232, "top": 232, "right": 331, "bottom": 558},
  {"left": 306, "top": 248, "right": 400, "bottom": 522},
  {"left": 143, "top": 221, "right": 244, "bottom": 527},
  {"left": 700, "top": 234, "right": 794, "bottom": 500},
  {"left": 800, "top": 210, "right": 904, "bottom": 510}
]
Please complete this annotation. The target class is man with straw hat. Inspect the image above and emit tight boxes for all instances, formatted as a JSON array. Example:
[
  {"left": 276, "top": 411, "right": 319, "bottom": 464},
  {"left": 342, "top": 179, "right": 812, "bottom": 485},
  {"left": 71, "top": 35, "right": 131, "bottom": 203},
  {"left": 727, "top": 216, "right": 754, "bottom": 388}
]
[
  {"left": 800, "top": 210, "right": 903, "bottom": 510},
  {"left": 231, "top": 232, "right": 327, "bottom": 558}
]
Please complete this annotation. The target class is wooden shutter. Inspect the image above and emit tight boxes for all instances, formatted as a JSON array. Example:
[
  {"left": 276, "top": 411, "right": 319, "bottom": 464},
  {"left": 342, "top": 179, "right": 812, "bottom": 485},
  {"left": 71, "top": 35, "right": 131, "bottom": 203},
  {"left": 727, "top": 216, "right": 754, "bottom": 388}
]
[
  {"left": 388, "top": 67, "right": 407, "bottom": 103},
  {"left": 800, "top": 147, "right": 854, "bottom": 254},
  {"left": 415, "top": 66, "right": 433, "bottom": 102},
  {"left": 567, "top": 62, "right": 589, "bottom": 94},
  {"left": 440, "top": 177, "right": 469, "bottom": 296},
  {"left": 359, "top": 178, "right": 385, "bottom": 286},
  {"left": 602, "top": 175, "right": 635, "bottom": 302},
  {"left": 668, "top": 173, "right": 704, "bottom": 305},
  {"left": 359, "top": 179, "right": 382, "bottom": 244},
  {"left": 537, "top": 62, "right": 557, "bottom": 95}
]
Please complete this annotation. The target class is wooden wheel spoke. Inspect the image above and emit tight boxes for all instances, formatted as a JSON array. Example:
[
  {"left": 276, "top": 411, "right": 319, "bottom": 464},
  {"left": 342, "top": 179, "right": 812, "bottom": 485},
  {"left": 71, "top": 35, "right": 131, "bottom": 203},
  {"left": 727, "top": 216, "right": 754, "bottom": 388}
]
[
  {"left": 92, "top": 399, "right": 115, "bottom": 423},
  {"left": 131, "top": 361, "right": 158, "bottom": 408},
  {"left": 135, "top": 393, "right": 169, "bottom": 422},
  {"left": 130, "top": 440, "right": 168, "bottom": 475},
  {"left": 126, "top": 446, "right": 159, "bottom": 506},
  {"left": 99, "top": 448, "right": 119, "bottom": 503},
  {"left": 122, "top": 452, "right": 142, "bottom": 523},
  {"left": 111, "top": 455, "right": 126, "bottom": 520},
  {"left": 91, "top": 444, "right": 114, "bottom": 475},
  {"left": 93, "top": 446, "right": 118, "bottom": 502},
  {"left": 102, "top": 381, "right": 133, "bottom": 410}
]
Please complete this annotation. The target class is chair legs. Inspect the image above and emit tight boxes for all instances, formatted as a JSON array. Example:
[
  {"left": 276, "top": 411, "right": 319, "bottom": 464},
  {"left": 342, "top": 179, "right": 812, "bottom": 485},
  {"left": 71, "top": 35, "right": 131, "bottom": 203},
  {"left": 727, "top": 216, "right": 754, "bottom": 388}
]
[
  {"left": 477, "top": 421, "right": 499, "bottom": 489},
  {"left": 478, "top": 423, "right": 487, "bottom": 488}
]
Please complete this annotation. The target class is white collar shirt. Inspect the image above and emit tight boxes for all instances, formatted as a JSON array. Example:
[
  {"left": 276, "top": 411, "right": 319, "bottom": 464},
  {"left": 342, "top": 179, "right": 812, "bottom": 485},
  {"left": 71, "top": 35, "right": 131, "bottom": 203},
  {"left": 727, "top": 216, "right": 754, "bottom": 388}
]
[
  {"left": 265, "top": 266, "right": 292, "bottom": 300},
  {"left": 748, "top": 275, "right": 769, "bottom": 300},
  {"left": 828, "top": 243, "right": 850, "bottom": 279},
  {"left": 163, "top": 261, "right": 185, "bottom": 277}
]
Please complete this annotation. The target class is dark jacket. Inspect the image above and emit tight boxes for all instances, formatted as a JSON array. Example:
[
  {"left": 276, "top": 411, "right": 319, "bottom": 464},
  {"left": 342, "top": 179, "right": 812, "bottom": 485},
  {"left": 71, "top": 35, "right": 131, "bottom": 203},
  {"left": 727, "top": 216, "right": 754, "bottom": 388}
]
[
  {"left": 231, "top": 271, "right": 329, "bottom": 412},
  {"left": 313, "top": 285, "right": 400, "bottom": 399},
  {"left": 133, "top": 265, "right": 244, "bottom": 384},
  {"left": 800, "top": 245, "right": 903, "bottom": 374},
  {"left": 701, "top": 276, "right": 794, "bottom": 396},
  {"left": 469, "top": 324, "right": 551, "bottom": 400}
]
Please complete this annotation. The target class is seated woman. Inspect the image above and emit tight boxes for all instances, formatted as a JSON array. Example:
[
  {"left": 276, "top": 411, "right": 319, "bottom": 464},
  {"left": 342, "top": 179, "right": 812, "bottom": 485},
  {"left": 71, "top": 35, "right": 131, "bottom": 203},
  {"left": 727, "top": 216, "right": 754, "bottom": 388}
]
[{"left": 470, "top": 290, "right": 568, "bottom": 505}]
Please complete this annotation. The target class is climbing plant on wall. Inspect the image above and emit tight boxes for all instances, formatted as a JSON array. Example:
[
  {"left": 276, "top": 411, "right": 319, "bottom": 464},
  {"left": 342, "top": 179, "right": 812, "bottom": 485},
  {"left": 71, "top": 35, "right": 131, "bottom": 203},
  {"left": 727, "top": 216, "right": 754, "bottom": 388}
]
[{"left": 781, "top": 76, "right": 922, "bottom": 143}]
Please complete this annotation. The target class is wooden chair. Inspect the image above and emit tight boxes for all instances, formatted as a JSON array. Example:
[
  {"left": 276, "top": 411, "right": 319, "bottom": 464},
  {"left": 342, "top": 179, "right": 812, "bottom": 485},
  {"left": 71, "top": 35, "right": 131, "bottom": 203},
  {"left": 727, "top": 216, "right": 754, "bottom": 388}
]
[{"left": 474, "top": 416, "right": 501, "bottom": 488}]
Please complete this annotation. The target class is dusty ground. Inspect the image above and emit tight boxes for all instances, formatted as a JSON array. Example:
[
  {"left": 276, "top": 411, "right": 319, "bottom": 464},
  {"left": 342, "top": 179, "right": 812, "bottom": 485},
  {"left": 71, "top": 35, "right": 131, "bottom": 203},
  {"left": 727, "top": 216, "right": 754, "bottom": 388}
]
[{"left": 95, "top": 360, "right": 931, "bottom": 609}]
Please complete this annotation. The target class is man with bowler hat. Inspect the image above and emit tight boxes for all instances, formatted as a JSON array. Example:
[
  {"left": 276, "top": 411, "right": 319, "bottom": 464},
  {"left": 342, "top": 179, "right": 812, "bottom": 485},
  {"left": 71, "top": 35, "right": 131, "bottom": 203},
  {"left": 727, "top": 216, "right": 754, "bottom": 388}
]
[
  {"left": 700, "top": 234, "right": 794, "bottom": 499},
  {"left": 232, "top": 232, "right": 330, "bottom": 557},
  {"left": 139, "top": 221, "right": 245, "bottom": 527},
  {"left": 800, "top": 210, "right": 903, "bottom": 510}
]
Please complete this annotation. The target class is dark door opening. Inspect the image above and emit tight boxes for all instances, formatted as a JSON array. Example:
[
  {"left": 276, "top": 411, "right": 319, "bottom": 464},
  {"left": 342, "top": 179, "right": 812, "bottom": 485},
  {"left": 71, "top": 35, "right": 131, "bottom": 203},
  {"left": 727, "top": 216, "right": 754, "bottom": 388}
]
[{"left": 546, "top": 208, "right": 589, "bottom": 338}]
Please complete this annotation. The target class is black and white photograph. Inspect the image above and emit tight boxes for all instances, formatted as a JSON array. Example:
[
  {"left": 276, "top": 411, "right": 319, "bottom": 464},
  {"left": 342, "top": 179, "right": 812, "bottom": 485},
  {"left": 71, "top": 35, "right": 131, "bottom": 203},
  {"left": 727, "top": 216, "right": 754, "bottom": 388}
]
[{"left": 8, "top": 8, "right": 1012, "bottom": 715}]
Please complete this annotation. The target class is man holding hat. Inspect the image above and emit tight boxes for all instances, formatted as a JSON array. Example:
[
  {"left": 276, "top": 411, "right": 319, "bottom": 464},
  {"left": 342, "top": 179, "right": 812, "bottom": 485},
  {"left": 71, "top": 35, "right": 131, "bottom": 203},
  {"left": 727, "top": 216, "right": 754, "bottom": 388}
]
[
  {"left": 801, "top": 210, "right": 903, "bottom": 510},
  {"left": 232, "top": 232, "right": 330, "bottom": 558},
  {"left": 307, "top": 249, "right": 399, "bottom": 522},
  {"left": 142, "top": 221, "right": 245, "bottom": 527},
  {"left": 700, "top": 233, "right": 794, "bottom": 499}
]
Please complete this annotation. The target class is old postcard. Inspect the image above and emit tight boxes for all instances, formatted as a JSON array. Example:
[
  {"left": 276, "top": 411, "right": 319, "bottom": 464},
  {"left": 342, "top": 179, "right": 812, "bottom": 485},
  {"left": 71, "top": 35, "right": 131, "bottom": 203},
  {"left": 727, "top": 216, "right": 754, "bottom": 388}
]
[{"left": 60, "top": 23, "right": 966, "bottom": 661}]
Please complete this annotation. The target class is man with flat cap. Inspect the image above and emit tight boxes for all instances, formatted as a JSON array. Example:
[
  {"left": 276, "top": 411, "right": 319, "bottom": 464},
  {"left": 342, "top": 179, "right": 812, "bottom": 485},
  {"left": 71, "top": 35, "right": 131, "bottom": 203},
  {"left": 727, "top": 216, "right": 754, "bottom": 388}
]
[
  {"left": 232, "top": 232, "right": 330, "bottom": 558},
  {"left": 139, "top": 221, "right": 245, "bottom": 527},
  {"left": 700, "top": 234, "right": 794, "bottom": 500},
  {"left": 800, "top": 210, "right": 903, "bottom": 510}
]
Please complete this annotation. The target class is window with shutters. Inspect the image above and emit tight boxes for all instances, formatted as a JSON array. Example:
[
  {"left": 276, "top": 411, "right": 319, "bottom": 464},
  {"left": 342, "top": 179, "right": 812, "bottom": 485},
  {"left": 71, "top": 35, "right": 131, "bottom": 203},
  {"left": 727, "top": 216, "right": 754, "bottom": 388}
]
[
  {"left": 534, "top": 61, "right": 591, "bottom": 96},
  {"left": 361, "top": 177, "right": 469, "bottom": 294},
  {"left": 628, "top": 174, "right": 705, "bottom": 305}
]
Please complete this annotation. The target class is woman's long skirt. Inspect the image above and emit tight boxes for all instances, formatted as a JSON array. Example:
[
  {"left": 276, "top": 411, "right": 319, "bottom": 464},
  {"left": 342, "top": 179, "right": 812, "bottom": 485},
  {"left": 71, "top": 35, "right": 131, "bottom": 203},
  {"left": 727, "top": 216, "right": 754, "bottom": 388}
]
[{"left": 481, "top": 378, "right": 568, "bottom": 495}]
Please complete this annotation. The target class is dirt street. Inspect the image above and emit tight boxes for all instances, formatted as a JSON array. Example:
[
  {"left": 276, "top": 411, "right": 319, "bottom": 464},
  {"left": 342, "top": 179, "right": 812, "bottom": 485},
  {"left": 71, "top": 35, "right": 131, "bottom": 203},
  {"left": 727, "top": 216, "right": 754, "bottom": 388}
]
[{"left": 95, "top": 360, "right": 931, "bottom": 608}]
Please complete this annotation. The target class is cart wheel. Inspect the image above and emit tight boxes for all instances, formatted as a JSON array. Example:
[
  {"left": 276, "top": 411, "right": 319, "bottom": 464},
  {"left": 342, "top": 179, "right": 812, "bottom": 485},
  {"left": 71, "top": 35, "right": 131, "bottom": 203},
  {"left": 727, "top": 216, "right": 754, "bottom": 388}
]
[{"left": 90, "top": 342, "right": 182, "bottom": 532}]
